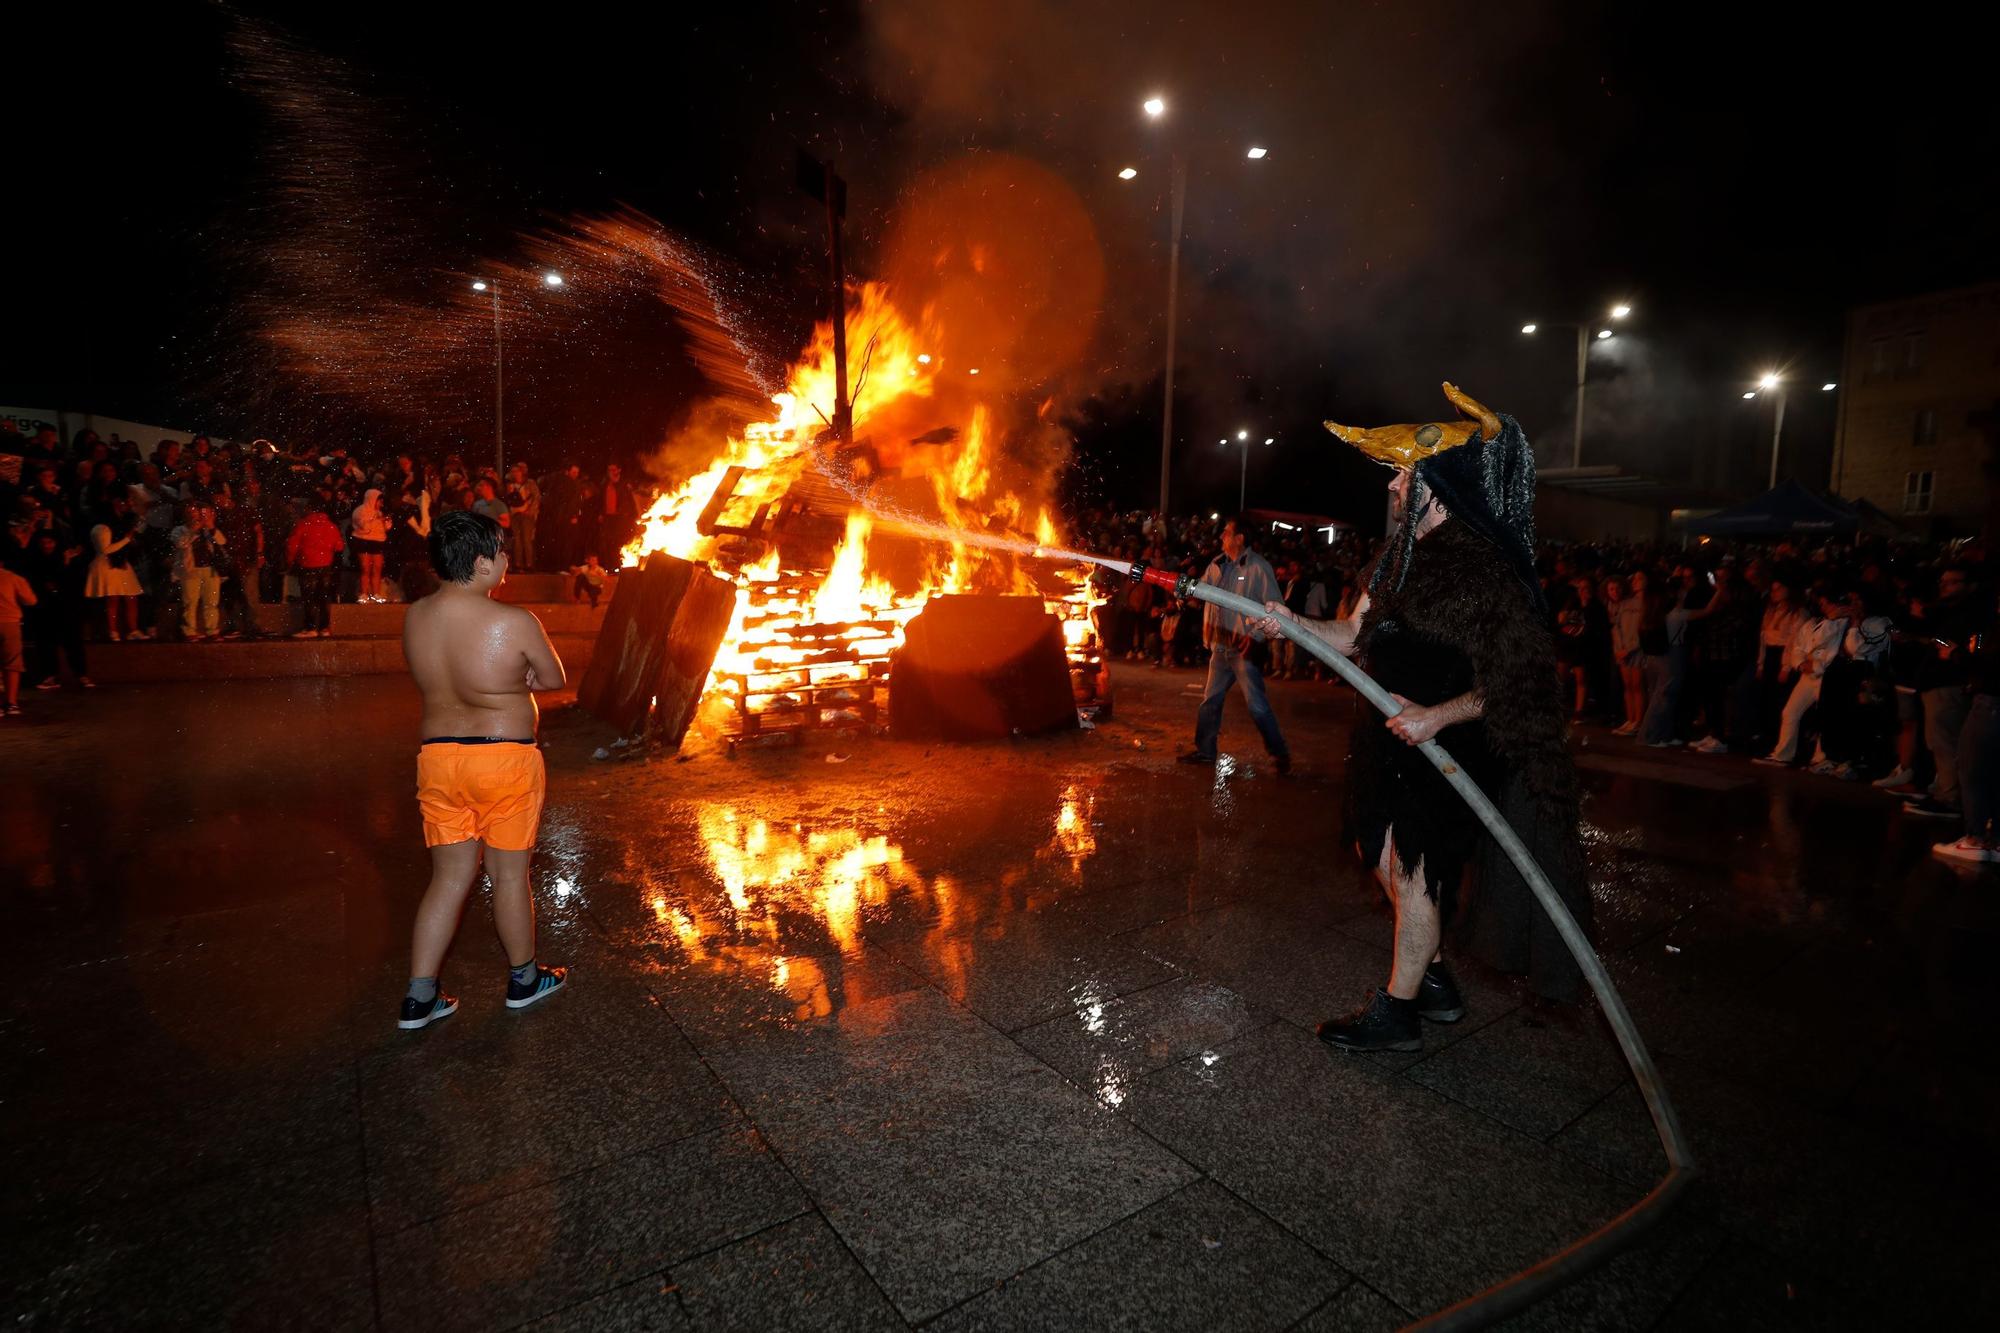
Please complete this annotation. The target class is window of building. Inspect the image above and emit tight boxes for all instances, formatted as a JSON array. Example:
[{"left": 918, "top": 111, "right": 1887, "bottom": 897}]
[
  {"left": 1869, "top": 338, "right": 1893, "bottom": 381},
  {"left": 1913, "top": 407, "right": 1938, "bottom": 446},
  {"left": 1904, "top": 470, "right": 1934, "bottom": 514},
  {"left": 1903, "top": 331, "right": 1926, "bottom": 375}
]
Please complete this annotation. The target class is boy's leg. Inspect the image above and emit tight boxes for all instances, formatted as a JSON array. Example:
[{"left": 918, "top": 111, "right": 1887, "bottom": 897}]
[
  {"left": 483, "top": 845, "right": 536, "bottom": 968},
  {"left": 410, "top": 840, "right": 484, "bottom": 979}
]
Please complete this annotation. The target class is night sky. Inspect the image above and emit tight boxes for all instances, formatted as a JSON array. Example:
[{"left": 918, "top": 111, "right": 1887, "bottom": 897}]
[{"left": 8, "top": 1, "right": 1989, "bottom": 528}]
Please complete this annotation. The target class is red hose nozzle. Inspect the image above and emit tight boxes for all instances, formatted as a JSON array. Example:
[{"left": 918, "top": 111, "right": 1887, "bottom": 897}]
[{"left": 1128, "top": 560, "right": 1190, "bottom": 597}]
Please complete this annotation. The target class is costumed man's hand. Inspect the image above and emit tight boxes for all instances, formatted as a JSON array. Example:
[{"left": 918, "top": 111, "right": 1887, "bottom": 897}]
[
  {"left": 1385, "top": 694, "right": 1445, "bottom": 746},
  {"left": 1251, "top": 601, "right": 1294, "bottom": 639}
]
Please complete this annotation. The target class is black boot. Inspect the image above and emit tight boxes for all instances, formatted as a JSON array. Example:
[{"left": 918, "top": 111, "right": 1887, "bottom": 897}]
[
  {"left": 1417, "top": 962, "right": 1466, "bottom": 1024},
  {"left": 1316, "top": 989, "right": 1421, "bottom": 1052}
]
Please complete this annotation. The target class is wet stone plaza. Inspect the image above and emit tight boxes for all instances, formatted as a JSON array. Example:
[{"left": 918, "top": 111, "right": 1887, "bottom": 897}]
[{"left": 3, "top": 666, "right": 1991, "bottom": 1330}]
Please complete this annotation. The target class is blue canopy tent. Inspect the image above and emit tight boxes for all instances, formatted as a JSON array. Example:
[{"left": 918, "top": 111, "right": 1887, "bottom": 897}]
[{"left": 1688, "top": 479, "right": 1865, "bottom": 538}]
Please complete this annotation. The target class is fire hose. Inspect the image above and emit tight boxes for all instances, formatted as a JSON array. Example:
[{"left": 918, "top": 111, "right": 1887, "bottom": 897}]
[{"left": 1128, "top": 561, "right": 1695, "bottom": 1331}]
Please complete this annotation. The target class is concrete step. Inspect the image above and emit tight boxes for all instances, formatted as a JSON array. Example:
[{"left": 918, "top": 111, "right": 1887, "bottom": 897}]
[
  {"left": 493, "top": 572, "right": 618, "bottom": 605},
  {"left": 327, "top": 600, "right": 608, "bottom": 637},
  {"left": 82, "top": 632, "right": 599, "bottom": 683}
]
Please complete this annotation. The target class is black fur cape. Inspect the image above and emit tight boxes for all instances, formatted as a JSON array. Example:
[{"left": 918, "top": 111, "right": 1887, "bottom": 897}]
[{"left": 1347, "top": 519, "right": 1590, "bottom": 1001}]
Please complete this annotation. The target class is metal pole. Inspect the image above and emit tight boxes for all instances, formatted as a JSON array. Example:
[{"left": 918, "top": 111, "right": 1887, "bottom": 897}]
[
  {"left": 1768, "top": 385, "right": 1788, "bottom": 488},
  {"left": 1158, "top": 153, "right": 1187, "bottom": 523},
  {"left": 826, "top": 163, "right": 851, "bottom": 446},
  {"left": 1571, "top": 325, "right": 1587, "bottom": 469},
  {"left": 493, "top": 285, "right": 504, "bottom": 477}
]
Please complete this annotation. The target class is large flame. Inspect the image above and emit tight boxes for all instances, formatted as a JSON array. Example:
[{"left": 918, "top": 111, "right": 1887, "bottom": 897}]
[{"left": 624, "top": 282, "right": 1100, "bottom": 727}]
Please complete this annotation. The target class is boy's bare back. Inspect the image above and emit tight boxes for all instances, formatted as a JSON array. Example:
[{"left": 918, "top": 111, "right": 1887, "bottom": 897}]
[{"left": 403, "top": 588, "right": 565, "bottom": 740}]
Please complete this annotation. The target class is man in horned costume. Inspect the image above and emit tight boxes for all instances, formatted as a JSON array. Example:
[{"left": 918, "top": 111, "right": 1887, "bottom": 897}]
[{"left": 1257, "top": 383, "right": 1587, "bottom": 1051}]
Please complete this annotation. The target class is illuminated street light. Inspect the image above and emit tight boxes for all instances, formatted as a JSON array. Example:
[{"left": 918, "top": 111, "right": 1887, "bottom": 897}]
[
  {"left": 1759, "top": 372, "right": 1780, "bottom": 389},
  {"left": 471, "top": 280, "right": 488, "bottom": 292},
  {"left": 917, "top": 353, "right": 932, "bottom": 364},
  {"left": 1236, "top": 429, "right": 1249, "bottom": 440},
  {"left": 543, "top": 272, "right": 564, "bottom": 287},
  {"left": 1742, "top": 391, "right": 1757, "bottom": 399},
  {"left": 1822, "top": 382, "right": 1836, "bottom": 391},
  {"left": 1263, "top": 437, "right": 1274, "bottom": 445},
  {"left": 967, "top": 367, "right": 980, "bottom": 375},
  {"left": 1517, "top": 301, "right": 1638, "bottom": 466},
  {"left": 1118, "top": 166, "right": 1138, "bottom": 180},
  {"left": 1144, "top": 96, "right": 1166, "bottom": 117},
  {"left": 1246, "top": 146, "right": 1268, "bottom": 160}
]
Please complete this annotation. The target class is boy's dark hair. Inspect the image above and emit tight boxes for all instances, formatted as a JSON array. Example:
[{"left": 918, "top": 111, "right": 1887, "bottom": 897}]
[{"left": 429, "top": 509, "right": 505, "bottom": 583}]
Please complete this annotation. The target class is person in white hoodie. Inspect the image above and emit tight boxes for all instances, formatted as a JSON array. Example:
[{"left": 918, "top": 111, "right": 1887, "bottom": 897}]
[
  {"left": 350, "top": 488, "right": 390, "bottom": 603},
  {"left": 1756, "top": 584, "right": 1850, "bottom": 767}
]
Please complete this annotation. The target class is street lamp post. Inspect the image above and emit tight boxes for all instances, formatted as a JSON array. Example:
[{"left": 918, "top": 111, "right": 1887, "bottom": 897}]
[
  {"left": 471, "top": 271, "right": 563, "bottom": 477},
  {"left": 1520, "top": 303, "right": 1630, "bottom": 467},
  {"left": 1221, "top": 430, "right": 1274, "bottom": 510},
  {"left": 1123, "top": 95, "right": 1266, "bottom": 525},
  {"left": 1160, "top": 152, "right": 1187, "bottom": 525},
  {"left": 1764, "top": 376, "right": 1788, "bottom": 488}
]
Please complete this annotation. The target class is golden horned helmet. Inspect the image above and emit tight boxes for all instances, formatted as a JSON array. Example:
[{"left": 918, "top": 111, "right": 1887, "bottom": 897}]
[{"left": 1323, "top": 382, "right": 1502, "bottom": 468}]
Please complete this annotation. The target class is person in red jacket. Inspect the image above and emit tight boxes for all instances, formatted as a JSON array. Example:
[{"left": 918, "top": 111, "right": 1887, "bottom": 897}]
[{"left": 285, "top": 506, "right": 346, "bottom": 638}]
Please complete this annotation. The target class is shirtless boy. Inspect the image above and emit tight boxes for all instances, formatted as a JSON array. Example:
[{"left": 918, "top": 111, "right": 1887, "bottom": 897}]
[{"left": 398, "top": 510, "right": 569, "bottom": 1030}]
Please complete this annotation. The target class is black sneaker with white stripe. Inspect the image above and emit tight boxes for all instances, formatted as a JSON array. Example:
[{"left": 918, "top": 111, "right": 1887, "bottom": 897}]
[
  {"left": 397, "top": 991, "right": 458, "bottom": 1030},
  {"left": 506, "top": 964, "right": 568, "bottom": 1010}
]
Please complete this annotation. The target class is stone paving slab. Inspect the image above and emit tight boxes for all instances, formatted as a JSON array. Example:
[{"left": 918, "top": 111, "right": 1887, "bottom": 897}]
[
  {"left": 4, "top": 1140, "right": 376, "bottom": 1332},
  {"left": 670, "top": 1212, "right": 903, "bottom": 1331},
  {"left": 374, "top": 1127, "right": 805, "bottom": 1332},
  {"left": 929, "top": 1178, "right": 1347, "bottom": 1332},
  {"left": 708, "top": 988, "right": 1199, "bottom": 1321},
  {"left": 1123, "top": 1021, "right": 1632, "bottom": 1319}
]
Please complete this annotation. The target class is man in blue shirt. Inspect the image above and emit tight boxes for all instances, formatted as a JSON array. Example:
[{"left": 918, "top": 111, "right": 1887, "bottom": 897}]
[{"left": 1180, "top": 515, "right": 1291, "bottom": 773}]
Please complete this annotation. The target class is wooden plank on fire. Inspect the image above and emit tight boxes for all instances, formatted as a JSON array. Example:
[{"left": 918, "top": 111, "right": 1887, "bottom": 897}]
[{"left": 577, "top": 550, "right": 737, "bottom": 746}]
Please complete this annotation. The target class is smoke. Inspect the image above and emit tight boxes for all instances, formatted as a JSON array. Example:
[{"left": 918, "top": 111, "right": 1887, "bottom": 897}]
[{"left": 856, "top": 0, "right": 1585, "bottom": 432}]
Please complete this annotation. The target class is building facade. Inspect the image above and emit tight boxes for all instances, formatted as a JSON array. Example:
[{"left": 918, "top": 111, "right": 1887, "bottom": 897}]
[{"left": 1831, "top": 281, "right": 2000, "bottom": 535}]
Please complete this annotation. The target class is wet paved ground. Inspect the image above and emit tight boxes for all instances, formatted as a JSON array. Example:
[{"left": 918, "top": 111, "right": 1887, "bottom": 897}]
[{"left": 4, "top": 664, "right": 1992, "bottom": 1330}]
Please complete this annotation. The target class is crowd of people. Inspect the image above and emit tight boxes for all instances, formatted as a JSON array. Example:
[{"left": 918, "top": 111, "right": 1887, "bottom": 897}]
[
  {"left": 1074, "top": 505, "right": 2000, "bottom": 867},
  {"left": 0, "top": 419, "right": 649, "bottom": 712}
]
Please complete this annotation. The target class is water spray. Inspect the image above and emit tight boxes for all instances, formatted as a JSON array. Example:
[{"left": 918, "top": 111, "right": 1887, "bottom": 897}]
[{"left": 1120, "top": 558, "right": 1694, "bottom": 1331}]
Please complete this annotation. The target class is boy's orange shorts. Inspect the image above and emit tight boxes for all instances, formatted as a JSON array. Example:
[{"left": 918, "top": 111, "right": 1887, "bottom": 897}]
[{"left": 415, "top": 741, "right": 545, "bottom": 851}]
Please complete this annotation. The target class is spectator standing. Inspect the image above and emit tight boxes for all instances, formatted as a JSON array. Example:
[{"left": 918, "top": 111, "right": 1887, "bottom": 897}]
[
  {"left": 213, "top": 489, "right": 264, "bottom": 638},
  {"left": 506, "top": 463, "right": 541, "bottom": 571},
  {"left": 1610, "top": 570, "right": 1647, "bottom": 735},
  {"left": 597, "top": 464, "right": 634, "bottom": 565},
  {"left": 24, "top": 528, "right": 91, "bottom": 689},
  {"left": 286, "top": 505, "right": 345, "bottom": 638},
  {"left": 1690, "top": 564, "right": 1762, "bottom": 754},
  {"left": 1813, "top": 586, "right": 1894, "bottom": 778},
  {"left": 171, "top": 504, "right": 228, "bottom": 641},
  {"left": 0, "top": 561, "right": 37, "bottom": 715},
  {"left": 1899, "top": 567, "right": 1981, "bottom": 815},
  {"left": 1755, "top": 573, "right": 1807, "bottom": 748},
  {"left": 540, "top": 463, "right": 581, "bottom": 567},
  {"left": 1932, "top": 604, "right": 2000, "bottom": 862},
  {"left": 471, "top": 479, "right": 512, "bottom": 554},
  {"left": 1757, "top": 586, "right": 1849, "bottom": 767},
  {"left": 85, "top": 498, "right": 145, "bottom": 641},
  {"left": 350, "top": 487, "right": 391, "bottom": 602},
  {"left": 1556, "top": 574, "right": 1609, "bottom": 720}
]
